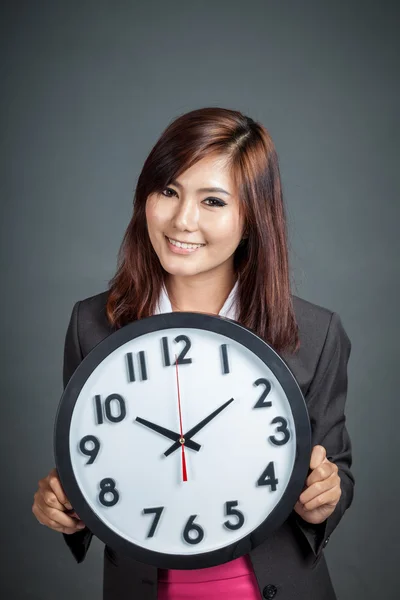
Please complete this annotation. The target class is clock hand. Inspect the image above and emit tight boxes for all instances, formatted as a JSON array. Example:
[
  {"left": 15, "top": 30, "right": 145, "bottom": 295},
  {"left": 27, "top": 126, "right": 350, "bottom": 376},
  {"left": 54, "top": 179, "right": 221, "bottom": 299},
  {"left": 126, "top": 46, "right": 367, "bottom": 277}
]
[
  {"left": 135, "top": 417, "right": 201, "bottom": 452},
  {"left": 164, "top": 397, "right": 234, "bottom": 457},
  {"left": 175, "top": 354, "right": 188, "bottom": 482}
]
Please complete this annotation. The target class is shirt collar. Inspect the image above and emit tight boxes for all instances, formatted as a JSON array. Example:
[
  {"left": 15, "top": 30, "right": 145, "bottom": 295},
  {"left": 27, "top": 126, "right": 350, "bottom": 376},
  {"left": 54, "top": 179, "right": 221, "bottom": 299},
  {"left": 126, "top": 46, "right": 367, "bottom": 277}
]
[{"left": 155, "top": 280, "right": 239, "bottom": 320}]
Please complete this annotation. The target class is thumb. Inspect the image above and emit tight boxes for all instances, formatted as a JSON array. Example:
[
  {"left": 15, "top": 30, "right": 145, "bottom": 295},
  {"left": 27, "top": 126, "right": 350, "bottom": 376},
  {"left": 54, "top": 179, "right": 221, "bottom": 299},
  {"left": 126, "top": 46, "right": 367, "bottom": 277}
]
[{"left": 310, "top": 445, "right": 326, "bottom": 470}]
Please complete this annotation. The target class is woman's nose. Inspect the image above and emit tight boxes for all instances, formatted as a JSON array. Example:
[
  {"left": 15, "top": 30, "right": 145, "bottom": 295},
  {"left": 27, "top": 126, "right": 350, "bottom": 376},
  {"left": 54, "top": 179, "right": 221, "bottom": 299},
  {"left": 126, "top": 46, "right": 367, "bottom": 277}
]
[{"left": 172, "top": 198, "right": 200, "bottom": 231}]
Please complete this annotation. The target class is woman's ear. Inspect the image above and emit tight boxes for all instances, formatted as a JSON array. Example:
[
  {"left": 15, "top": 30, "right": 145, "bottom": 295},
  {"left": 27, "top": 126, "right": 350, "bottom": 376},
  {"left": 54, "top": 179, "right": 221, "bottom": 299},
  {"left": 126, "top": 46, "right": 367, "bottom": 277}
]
[{"left": 238, "top": 230, "right": 249, "bottom": 247}]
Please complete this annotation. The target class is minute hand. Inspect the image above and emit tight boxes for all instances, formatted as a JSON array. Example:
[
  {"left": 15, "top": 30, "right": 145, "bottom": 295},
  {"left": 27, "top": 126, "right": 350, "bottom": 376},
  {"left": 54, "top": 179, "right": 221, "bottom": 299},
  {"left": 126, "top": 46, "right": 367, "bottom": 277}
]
[
  {"left": 163, "top": 398, "right": 234, "bottom": 457},
  {"left": 135, "top": 417, "right": 201, "bottom": 452}
]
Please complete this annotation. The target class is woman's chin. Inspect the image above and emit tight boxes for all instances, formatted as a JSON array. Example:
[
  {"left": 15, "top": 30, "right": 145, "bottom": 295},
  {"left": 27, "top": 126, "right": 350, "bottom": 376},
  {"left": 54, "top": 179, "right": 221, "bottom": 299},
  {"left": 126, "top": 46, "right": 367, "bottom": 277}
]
[{"left": 158, "top": 256, "right": 205, "bottom": 277}]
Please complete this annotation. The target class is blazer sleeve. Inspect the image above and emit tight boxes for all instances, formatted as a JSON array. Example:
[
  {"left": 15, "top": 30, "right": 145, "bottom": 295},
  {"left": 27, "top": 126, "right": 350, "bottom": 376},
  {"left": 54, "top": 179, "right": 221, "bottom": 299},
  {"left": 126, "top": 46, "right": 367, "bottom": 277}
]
[
  {"left": 61, "top": 300, "right": 94, "bottom": 563},
  {"left": 291, "top": 311, "right": 355, "bottom": 563}
]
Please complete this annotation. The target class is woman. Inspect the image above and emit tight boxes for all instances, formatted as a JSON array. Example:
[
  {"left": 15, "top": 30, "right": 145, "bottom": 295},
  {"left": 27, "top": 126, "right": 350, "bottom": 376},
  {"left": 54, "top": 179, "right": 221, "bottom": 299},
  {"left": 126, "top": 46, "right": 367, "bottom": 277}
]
[{"left": 32, "top": 107, "right": 354, "bottom": 600}]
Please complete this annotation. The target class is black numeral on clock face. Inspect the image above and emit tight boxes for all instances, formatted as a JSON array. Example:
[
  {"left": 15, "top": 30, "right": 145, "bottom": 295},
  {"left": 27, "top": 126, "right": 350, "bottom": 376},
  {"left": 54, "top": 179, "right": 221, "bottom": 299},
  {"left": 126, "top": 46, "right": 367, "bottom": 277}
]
[
  {"left": 183, "top": 515, "right": 204, "bottom": 544},
  {"left": 223, "top": 501, "right": 245, "bottom": 530},
  {"left": 79, "top": 435, "right": 100, "bottom": 464},
  {"left": 161, "top": 335, "right": 192, "bottom": 366},
  {"left": 253, "top": 378, "right": 272, "bottom": 408},
  {"left": 257, "top": 461, "right": 278, "bottom": 491},
  {"left": 99, "top": 478, "right": 119, "bottom": 507},
  {"left": 140, "top": 502, "right": 246, "bottom": 542},
  {"left": 94, "top": 394, "right": 126, "bottom": 424},
  {"left": 220, "top": 344, "right": 230, "bottom": 374},
  {"left": 269, "top": 416, "right": 290, "bottom": 446},
  {"left": 126, "top": 351, "right": 148, "bottom": 382},
  {"left": 143, "top": 506, "right": 164, "bottom": 538}
]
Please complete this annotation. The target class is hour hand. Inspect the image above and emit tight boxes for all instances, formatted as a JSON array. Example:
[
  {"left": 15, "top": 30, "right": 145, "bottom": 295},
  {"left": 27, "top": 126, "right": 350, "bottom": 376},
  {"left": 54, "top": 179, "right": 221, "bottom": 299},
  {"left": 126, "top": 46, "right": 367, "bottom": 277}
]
[
  {"left": 164, "top": 398, "right": 235, "bottom": 457},
  {"left": 135, "top": 417, "right": 201, "bottom": 452}
]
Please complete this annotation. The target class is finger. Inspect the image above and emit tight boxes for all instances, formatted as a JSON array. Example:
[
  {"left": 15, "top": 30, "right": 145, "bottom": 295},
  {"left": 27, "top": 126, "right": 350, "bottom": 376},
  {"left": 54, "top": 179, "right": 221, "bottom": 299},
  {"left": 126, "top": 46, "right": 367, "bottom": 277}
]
[
  {"left": 34, "top": 503, "right": 86, "bottom": 533},
  {"left": 32, "top": 502, "right": 47, "bottom": 526},
  {"left": 38, "top": 484, "right": 66, "bottom": 512},
  {"left": 36, "top": 498, "right": 84, "bottom": 530},
  {"left": 306, "top": 460, "right": 337, "bottom": 486},
  {"left": 33, "top": 503, "right": 66, "bottom": 531},
  {"left": 300, "top": 472, "right": 339, "bottom": 505},
  {"left": 302, "top": 486, "right": 341, "bottom": 511},
  {"left": 38, "top": 477, "right": 66, "bottom": 511},
  {"left": 47, "top": 471, "right": 71, "bottom": 509},
  {"left": 65, "top": 510, "right": 81, "bottom": 520},
  {"left": 63, "top": 526, "right": 86, "bottom": 535},
  {"left": 309, "top": 445, "right": 327, "bottom": 470}
]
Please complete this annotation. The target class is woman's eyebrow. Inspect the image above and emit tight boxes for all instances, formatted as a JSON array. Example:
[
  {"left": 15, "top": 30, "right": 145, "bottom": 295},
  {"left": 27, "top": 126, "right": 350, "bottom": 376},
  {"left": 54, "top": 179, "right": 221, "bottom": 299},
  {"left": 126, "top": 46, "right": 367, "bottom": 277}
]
[{"left": 170, "top": 178, "right": 231, "bottom": 196}]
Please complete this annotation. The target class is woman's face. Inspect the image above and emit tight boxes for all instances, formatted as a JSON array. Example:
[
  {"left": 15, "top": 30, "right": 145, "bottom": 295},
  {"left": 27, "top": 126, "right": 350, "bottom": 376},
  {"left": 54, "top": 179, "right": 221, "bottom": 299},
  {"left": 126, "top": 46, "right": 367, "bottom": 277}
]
[{"left": 145, "top": 154, "right": 245, "bottom": 279}]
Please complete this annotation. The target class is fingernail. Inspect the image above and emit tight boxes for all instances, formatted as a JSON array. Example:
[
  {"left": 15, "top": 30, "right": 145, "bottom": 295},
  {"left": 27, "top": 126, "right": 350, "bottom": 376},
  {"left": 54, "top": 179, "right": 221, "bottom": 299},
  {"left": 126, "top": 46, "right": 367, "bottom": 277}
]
[
  {"left": 65, "top": 502, "right": 73, "bottom": 510},
  {"left": 77, "top": 522, "right": 85, "bottom": 529}
]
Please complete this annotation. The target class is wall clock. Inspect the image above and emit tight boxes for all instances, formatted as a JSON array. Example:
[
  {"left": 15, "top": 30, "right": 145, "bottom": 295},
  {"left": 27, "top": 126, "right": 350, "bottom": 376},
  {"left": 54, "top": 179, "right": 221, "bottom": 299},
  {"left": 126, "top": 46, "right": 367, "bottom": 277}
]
[{"left": 54, "top": 312, "right": 311, "bottom": 569}]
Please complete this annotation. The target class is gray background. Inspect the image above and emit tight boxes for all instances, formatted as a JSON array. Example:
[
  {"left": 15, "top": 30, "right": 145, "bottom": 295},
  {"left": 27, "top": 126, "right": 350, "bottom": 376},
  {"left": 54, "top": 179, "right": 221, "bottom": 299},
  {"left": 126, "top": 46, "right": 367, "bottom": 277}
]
[{"left": 1, "top": 0, "right": 398, "bottom": 598}]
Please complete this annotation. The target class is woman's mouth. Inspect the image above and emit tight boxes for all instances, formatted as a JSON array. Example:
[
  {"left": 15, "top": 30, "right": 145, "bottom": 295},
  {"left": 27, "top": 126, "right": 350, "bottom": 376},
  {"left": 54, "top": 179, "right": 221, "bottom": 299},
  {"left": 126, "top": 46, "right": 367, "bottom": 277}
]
[{"left": 165, "top": 235, "right": 206, "bottom": 255}]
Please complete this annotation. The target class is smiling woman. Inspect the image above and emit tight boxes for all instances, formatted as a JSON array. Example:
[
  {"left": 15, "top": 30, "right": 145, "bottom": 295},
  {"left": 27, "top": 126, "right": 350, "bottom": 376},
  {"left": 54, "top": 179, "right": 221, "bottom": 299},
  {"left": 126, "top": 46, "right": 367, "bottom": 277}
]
[{"left": 32, "top": 107, "right": 354, "bottom": 600}]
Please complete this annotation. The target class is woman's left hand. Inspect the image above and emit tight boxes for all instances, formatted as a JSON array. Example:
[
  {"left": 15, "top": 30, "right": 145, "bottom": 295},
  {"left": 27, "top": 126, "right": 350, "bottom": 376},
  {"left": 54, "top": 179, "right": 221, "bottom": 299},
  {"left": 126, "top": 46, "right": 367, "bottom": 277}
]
[{"left": 294, "top": 445, "right": 341, "bottom": 524}]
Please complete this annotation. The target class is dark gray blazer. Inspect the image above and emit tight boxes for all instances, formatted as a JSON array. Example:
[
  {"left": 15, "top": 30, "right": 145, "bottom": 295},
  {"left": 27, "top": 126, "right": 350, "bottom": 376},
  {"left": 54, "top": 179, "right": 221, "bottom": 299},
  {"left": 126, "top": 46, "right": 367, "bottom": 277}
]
[{"left": 61, "top": 290, "right": 354, "bottom": 600}]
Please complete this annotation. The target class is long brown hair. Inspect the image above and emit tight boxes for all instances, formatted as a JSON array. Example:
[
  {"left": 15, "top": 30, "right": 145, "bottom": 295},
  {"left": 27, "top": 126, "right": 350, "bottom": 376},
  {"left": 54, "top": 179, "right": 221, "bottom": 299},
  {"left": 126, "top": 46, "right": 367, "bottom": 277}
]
[{"left": 106, "top": 107, "right": 300, "bottom": 353}]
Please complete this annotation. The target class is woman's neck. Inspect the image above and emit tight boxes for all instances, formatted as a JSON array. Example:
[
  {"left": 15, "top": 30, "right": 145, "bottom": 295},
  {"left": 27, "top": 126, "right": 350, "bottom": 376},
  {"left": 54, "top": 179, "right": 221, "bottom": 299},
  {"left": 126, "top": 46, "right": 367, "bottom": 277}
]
[{"left": 165, "top": 271, "right": 237, "bottom": 315}]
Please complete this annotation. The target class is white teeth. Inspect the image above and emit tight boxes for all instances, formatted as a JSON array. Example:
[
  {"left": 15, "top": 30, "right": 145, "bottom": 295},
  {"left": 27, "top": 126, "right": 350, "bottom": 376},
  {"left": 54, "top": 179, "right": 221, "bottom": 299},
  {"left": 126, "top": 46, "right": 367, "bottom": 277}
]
[{"left": 167, "top": 237, "right": 204, "bottom": 250}]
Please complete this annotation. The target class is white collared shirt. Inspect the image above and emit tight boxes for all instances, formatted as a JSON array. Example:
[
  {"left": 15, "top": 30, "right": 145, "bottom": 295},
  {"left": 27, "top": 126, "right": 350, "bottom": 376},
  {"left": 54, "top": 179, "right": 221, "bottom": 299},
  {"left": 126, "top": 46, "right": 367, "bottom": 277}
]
[{"left": 154, "top": 280, "right": 239, "bottom": 320}]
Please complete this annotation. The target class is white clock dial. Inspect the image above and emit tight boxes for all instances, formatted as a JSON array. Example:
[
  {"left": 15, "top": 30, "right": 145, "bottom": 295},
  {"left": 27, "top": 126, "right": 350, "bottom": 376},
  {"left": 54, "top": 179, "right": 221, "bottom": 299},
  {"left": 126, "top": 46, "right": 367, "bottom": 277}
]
[{"left": 69, "top": 326, "right": 297, "bottom": 555}]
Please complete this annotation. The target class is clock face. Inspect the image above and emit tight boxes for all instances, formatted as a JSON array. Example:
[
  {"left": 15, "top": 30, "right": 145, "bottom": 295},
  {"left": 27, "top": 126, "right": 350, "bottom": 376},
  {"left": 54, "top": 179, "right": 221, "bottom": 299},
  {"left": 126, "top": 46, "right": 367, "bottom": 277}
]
[{"left": 55, "top": 312, "right": 310, "bottom": 569}]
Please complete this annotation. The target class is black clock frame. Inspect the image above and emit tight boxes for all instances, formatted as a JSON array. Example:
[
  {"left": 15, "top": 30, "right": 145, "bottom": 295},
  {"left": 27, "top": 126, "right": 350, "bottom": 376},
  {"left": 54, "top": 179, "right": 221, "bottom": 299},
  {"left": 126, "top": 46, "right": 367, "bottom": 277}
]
[{"left": 54, "top": 311, "right": 311, "bottom": 570}]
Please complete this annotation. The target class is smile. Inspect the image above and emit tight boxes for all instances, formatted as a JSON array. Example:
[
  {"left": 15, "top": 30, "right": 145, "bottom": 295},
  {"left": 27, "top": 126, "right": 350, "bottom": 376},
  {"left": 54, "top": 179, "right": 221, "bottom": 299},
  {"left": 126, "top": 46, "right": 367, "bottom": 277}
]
[{"left": 165, "top": 236, "right": 206, "bottom": 253}]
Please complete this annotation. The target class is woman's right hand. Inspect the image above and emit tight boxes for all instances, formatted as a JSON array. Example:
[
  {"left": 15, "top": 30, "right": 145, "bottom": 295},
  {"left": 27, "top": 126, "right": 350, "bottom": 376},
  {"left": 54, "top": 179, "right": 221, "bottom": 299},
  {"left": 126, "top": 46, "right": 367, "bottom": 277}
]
[{"left": 32, "top": 467, "right": 87, "bottom": 535}]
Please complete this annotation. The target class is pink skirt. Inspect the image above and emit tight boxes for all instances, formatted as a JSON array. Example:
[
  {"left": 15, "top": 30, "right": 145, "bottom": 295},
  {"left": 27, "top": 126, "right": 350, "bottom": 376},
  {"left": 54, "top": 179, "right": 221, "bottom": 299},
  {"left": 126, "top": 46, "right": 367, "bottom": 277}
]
[{"left": 158, "top": 555, "right": 261, "bottom": 599}]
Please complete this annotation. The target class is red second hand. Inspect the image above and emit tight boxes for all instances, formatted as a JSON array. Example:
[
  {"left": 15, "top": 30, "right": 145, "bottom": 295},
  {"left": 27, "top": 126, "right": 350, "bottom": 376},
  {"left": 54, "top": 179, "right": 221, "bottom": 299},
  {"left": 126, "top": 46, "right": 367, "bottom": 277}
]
[{"left": 175, "top": 354, "right": 188, "bottom": 482}]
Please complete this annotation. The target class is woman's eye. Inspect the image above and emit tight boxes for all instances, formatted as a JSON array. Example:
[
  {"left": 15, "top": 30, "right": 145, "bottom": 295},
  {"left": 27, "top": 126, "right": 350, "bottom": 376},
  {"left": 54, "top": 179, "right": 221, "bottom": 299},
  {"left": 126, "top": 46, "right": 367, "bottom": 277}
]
[
  {"left": 161, "top": 187, "right": 176, "bottom": 197},
  {"left": 203, "top": 198, "right": 226, "bottom": 207}
]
